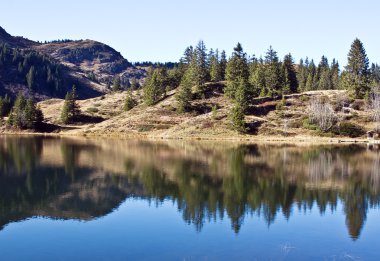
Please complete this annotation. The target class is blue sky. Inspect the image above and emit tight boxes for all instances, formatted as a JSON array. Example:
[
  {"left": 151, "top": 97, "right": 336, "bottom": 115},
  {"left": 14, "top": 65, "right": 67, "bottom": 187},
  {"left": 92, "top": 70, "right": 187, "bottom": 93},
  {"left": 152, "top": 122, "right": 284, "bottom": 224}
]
[{"left": 1, "top": 0, "right": 379, "bottom": 65}]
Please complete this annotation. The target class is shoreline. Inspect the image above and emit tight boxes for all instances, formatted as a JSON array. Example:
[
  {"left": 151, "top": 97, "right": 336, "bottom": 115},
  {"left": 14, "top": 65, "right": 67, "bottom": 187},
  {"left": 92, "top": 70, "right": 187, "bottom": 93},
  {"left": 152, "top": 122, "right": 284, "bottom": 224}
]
[{"left": 0, "top": 130, "right": 370, "bottom": 145}]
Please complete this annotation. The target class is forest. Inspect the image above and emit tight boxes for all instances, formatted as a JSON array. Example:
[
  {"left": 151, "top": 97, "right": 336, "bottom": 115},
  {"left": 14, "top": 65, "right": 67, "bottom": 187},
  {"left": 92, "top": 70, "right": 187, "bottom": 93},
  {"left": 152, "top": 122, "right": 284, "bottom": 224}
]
[{"left": 142, "top": 38, "right": 380, "bottom": 131}]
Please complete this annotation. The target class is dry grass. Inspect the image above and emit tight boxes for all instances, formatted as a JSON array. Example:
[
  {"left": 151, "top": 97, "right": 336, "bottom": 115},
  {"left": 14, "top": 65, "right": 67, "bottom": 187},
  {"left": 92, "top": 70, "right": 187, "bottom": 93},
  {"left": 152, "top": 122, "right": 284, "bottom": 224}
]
[{"left": 35, "top": 84, "right": 376, "bottom": 143}]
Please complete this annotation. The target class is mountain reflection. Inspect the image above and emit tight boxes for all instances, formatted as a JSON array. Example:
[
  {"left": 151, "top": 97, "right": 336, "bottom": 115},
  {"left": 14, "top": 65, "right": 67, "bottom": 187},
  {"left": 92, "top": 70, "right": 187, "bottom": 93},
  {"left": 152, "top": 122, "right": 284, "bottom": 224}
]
[{"left": 0, "top": 137, "right": 379, "bottom": 240}]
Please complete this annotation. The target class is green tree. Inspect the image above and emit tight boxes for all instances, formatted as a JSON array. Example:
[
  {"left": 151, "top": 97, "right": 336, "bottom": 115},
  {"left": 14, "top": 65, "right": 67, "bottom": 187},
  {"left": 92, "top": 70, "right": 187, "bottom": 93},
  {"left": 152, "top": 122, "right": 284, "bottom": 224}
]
[
  {"left": 61, "top": 85, "right": 80, "bottom": 124},
  {"left": 264, "top": 46, "right": 283, "bottom": 96},
  {"left": 26, "top": 66, "right": 35, "bottom": 89},
  {"left": 219, "top": 50, "right": 227, "bottom": 80},
  {"left": 235, "top": 78, "right": 250, "bottom": 111},
  {"left": 225, "top": 43, "right": 249, "bottom": 99},
  {"left": 229, "top": 103, "right": 245, "bottom": 132},
  {"left": 282, "top": 53, "right": 298, "bottom": 93},
  {"left": 0, "top": 95, "right": 11, "bottom": 118},
  {"left": 124, "top": 90, "right": 136, "bottom": 111},
  {"left": 345, "top": 38, "right": 370, "bottom": 98},
  {"left": 112, "top": 76, "right": 122, "bottom": 92},
  {"left": 24, "top": 97, "right": 43, "bottom": 129},
  {"left": 176, "top": 70, "right": 193, "bottom": 112},
  {"left": 331, "top": 59, "right": 340, "bottom": 89},
  {"left": 209, "top": 49, "right": 222, "bottom": 82},
  {"left": 12, "top": 92, "right": 27, "bottom": 128},
  {"left": 7, "top": 93, "right": 42, "bottom": 129},
  {"left": 143, "top": 68, "right": 168, "bottom": 106}
]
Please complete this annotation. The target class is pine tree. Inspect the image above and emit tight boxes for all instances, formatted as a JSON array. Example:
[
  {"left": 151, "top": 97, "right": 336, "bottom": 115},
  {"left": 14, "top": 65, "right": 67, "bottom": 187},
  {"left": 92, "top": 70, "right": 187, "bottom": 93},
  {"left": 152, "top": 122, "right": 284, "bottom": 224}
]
[
  {"left": 24, "top": 97, "right": 42, "bottom": 129},
  {"left": 282, "top": 53, "right": 298, "bottom": 93},
  {"left": 209, "top": 49, "right": 222, "bottom": 82},
  {"left": 229, "top": 104, "right": 245, "bottom": 132},
  {"left": 61, "top": 85, "right": 80, "bottom": 124},
  {"left": 26, "top": 66, "right": 35, "bottom": 89},
  {"left": 219, "top": 50, "right": 227, "bottom": 80},
  {"left": 305, "top": 60, "right": 316, "bottom": 91},
  {"left": 225, "top": 43, "right": 249, "bottom": 99},
  {"left": 143, "top": 68, "right": 168, "bottom": 105},
  {"left": 124, "top": 90, "right": 136, "bottom": 111},
  {"left": 176, "top": 69, "right": 193, "bottom": 112},
  {"left": 13, "top": 92, "right": 27, "bottom": 128},
  {"left": 331, "top": 59, "right": 340, "bottom": 89},
  {"left": 264, "top": 46, "right": 282, "bottom": 96},
  {"left": 112, "top": 76, "right": 121, "bottom": 92},
  {"left": 192, "top": 40, "right": 209, "bottom": 92},
  {"left": 249, "top": 60, "right": 266, "bottom": 97},
  {"left": 235, "top": 78, "right": 250, "bottom": 111},
  {"left": 345, "top": 38, "right": 370, "bottom": 98}
]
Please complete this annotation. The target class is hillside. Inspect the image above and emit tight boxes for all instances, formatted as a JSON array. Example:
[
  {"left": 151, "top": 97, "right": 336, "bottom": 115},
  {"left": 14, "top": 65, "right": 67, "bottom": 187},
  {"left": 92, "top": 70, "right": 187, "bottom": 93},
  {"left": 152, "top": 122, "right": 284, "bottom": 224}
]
[
  {"left": 35, "top": 82, "right": 375, "bottom": 142},
  {"left": 0, "top": 26, "right": 145, "bottom": 99}
]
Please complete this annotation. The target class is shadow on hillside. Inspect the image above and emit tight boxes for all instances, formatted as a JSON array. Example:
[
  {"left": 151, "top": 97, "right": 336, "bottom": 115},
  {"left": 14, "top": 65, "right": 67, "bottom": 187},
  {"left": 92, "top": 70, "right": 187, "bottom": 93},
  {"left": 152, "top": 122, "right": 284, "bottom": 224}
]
[
  {"left": 246, "top": 121, "right": 264, "bottom": 135},
  {"left": 75, "top": 114, "right": 105, "bottom": 124},
  {"left": 246, "top": 102, "right": 277, "bottom": 117}
]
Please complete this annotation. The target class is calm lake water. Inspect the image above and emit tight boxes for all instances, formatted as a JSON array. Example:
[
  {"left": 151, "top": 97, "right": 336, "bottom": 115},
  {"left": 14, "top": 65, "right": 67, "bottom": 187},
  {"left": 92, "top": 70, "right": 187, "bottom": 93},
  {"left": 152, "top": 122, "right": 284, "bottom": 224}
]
[{"left": 0, "top": 137, "right": 380, "bottom": 260}]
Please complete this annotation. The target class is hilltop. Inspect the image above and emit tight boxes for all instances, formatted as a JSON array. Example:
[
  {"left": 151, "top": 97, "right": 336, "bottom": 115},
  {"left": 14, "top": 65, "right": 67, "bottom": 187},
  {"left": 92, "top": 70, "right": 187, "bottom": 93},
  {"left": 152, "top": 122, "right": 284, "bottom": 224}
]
[{"left": 0, "top": 26, "right": 145, "bottom": 99}]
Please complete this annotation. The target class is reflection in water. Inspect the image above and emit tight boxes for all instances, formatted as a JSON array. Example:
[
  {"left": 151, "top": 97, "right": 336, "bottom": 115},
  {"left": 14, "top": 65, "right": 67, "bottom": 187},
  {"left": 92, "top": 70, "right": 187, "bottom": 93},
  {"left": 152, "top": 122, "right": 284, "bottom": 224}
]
[{"left": 0, "top": 137, "right": 380, "bottom": 240}]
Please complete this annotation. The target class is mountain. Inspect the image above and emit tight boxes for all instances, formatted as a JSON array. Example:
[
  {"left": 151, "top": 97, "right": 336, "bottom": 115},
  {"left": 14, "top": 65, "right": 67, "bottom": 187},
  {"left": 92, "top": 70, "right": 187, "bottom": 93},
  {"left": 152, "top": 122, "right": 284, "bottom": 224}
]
[{"left": 0, "top": 26, "right": 145, "bottom": 100}]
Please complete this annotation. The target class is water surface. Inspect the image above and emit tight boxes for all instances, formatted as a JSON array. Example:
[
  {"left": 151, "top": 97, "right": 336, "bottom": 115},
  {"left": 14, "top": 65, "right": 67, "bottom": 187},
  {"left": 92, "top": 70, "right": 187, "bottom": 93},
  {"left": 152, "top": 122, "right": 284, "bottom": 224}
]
[{"left": 0, "top": 137, "right": 379, "bottom": 260}]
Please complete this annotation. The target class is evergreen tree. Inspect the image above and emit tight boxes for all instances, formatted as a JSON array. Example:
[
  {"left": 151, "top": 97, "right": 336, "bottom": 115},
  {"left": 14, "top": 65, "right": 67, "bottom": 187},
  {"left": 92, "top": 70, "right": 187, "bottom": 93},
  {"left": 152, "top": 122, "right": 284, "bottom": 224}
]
[
  {"left": 112, "top": 76, "right": 122, "bottom": 92},
  {"left": 26, "top": 66, "right": 35, "bottom": 89},
  {"left": 209, "top": 49, "right": 222, "bottom": 82},
  {"left": 249, "top": 60, "right": 266, "bottom": 97},
  {"left": 318, "top": 69, "right": 332, "bottom": 90},
  {"left": 229, "top": 104, "right": 245, "bottom": 132},
  {"left": 124, "top": 90, "right": 136, "bottom": 111},
  {"left": 305, "top": 60, "right": 316, "bottom": 91},
  {"left": 345, "top": 38, "right": 370, "bottom": 98},
  {"left": 176, "top": 69, "right": 193, "bottom": 112},
  {"left": 192, "top": 40, "right": 209, "bottom": 91},
  {"left": 143, "top": 68, "right": 168, "bottom": 105},
  {"left": 235, "top": 78, "right": 250, "bottom": 111},
  {"left": 225, "top": 43, "right": 249, "bottom": 99},
  {"left": 181, "top": 46, "right": 194, "bottom": 65},
  {"left": 297, "top": 58, "right": 307, "bottom": 92},
  {"left": 0, "top": 95, "right": 12, "bottom": 118},
  {"left": 12, "top": 92, "right": 27, "bottom": 128},
  {"left": 7, "top": 93, "right": 42, "bottom": 129},
  {"left": 282, "top": 53, "right": 298, "bottom": 93},
  {"left": 219, "top": 50, "right": 227, "bottom": 80},
  {"left": 331, "top": 59, "right": 340, "bottom": 89},
  {"left": 61, "top": 85, "right": 80, "bottom": 124},
  {"left": 264, "top": 46, "right": 283, "bottom": 96},
  {"left": 24, "top": 97, "right": 40, "bottom": 129}
]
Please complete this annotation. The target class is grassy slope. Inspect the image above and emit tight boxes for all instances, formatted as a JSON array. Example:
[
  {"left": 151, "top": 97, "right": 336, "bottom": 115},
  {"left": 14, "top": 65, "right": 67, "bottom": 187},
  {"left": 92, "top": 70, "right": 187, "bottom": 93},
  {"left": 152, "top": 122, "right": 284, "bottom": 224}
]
[{"left": 37, "top": 82, "right": 374, "bottom": 141}]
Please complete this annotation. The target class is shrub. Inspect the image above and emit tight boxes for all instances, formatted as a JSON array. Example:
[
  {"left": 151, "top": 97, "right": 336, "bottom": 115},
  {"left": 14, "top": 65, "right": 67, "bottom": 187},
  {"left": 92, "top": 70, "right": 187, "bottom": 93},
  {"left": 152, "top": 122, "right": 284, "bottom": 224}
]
[
  {"left": 86, "top": 107, "right": 99, "bottom": 114},
  {"left": 351, "top": 100, "right": 365, "bottom": 110},
  {"left": 308, "top": 97, "right": 336, "bottom": 132},
  {"left": 332, "top": 122, "right": 365, "bottom": 138}
]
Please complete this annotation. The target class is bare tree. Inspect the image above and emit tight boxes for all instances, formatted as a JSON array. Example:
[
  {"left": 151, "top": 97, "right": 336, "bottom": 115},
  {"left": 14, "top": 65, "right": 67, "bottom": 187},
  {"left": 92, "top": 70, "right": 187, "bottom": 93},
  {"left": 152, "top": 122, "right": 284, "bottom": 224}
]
[
  {"left": 370, "top": 86, "right": 380, "bottom": 131},
  {"left": 308, "top": 96, "right": 336, "bottom": 132}
]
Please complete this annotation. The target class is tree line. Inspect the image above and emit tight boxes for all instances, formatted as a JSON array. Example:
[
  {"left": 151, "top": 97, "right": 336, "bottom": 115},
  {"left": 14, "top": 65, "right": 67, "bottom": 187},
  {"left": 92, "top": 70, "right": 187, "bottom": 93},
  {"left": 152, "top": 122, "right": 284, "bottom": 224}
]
[
  {"left": 140, "top": 38, "right": 379, "bottom": 131},
  {"left": 0, "top": 43, "right": 64, "bottom": 93}
]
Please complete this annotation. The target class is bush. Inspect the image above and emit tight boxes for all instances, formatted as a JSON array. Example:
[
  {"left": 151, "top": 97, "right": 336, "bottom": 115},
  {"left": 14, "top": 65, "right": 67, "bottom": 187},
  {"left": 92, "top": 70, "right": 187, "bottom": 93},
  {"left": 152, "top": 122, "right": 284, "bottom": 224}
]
[
  {"left": 351, "top": 100, "right": 365, "bottom": 110},
  {"left": 303, "top": 118, "right": 318, "bottom": 130},
  {"left": 332, "top": 122, "right": 365, "bottom": 138},
  {"left": 86, "top": 107, "right": 99, "bottom": 114}
]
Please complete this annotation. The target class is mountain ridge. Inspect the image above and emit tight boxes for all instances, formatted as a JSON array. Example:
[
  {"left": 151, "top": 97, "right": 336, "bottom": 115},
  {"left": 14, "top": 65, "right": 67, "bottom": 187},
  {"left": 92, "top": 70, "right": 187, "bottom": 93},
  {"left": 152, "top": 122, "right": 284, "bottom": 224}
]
[{"left": 0, "top": 26, "right": 145, "bottom": 100}]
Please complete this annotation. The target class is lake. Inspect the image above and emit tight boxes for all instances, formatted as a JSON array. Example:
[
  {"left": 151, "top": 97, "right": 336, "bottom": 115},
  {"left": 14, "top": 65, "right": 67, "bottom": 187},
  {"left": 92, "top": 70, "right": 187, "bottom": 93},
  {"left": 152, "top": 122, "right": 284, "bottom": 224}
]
[{"left": 0, "top": 137, "right": 379, "bottom": 260}]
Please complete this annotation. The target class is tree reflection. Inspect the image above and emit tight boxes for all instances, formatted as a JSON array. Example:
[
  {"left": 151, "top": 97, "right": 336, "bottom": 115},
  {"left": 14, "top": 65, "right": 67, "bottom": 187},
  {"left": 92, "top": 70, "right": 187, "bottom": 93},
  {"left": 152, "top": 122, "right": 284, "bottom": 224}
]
[{"left": 0, "top": 138, "right": 379, "bottom": 240}]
